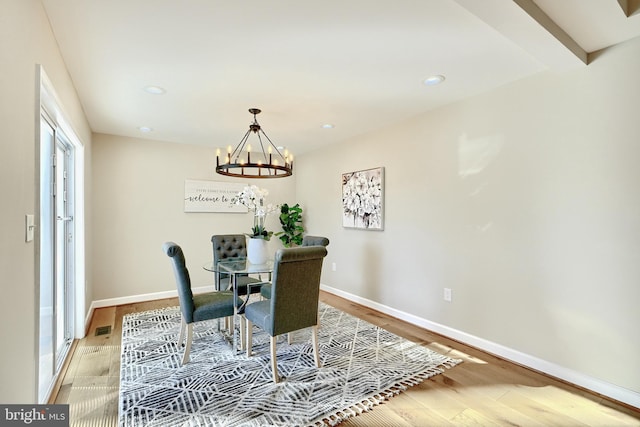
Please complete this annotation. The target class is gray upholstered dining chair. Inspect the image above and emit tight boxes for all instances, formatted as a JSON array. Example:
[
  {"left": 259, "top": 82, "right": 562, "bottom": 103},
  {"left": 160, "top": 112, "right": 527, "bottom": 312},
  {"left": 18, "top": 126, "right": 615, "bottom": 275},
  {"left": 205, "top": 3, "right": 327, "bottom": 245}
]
[
  {"left": 260, "top": 235, "right": 329, "bottom": 299},
  {"left": 244, "top": 246, "right": 328, "bottom": 383},
  {"left": 163, "top": 241, "right": 243, "bottom": 365},
  {"left": 301, "top": 235, "right": 330, "bottom": 247},
  {"left": 211, "top": 234, "right": 264, "bottom": 296}
]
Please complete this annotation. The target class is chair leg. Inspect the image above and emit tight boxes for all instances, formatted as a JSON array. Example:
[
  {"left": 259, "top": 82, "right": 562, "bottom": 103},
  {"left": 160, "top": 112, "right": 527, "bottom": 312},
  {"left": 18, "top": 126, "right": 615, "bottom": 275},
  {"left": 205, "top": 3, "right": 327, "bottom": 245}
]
[
  {"left": 270, "top": 336, "right": 280, "bottom": 383},
  {"left": 239, "top": 316, "right": 246, "bottom": 351},
  {"left": 287, "top": 332, "right": 292, "bottom": 345},
  {"left": 178, "top": 317, "right": 186, "bottom": 346},
  {"left": 246, "top": 319, "right": 253, "bottom": 357},
  {"left": 311, "top": 325, "right": 321, "bottom": 368},
  {"left": 181, "top": 323, "right": 193, "bottom": 366}
]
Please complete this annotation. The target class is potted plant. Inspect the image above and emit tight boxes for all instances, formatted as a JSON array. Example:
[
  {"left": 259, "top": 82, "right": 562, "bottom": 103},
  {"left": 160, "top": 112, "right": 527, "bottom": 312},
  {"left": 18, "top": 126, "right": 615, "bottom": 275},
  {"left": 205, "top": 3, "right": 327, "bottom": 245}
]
[
  {"left": 276, "top": 203, "right": 304, "bottom": 247},
  {"left": 233, "top": 185, "right": 279, "bottom": 263}
]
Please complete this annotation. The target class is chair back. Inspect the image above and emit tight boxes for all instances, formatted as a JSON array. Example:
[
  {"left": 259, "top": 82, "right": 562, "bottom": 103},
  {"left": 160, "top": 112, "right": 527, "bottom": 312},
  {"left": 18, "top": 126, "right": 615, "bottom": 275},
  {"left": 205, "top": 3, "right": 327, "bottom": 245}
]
[
  {"left": 163, "top": 242, "right": 195, "bottom": 323},
  {"left": 211, "top": 234, "right": 248, "bottom": 289},
  {"left": 301, "top": 235, "right": 330, "bottom": 247},
  {"left": 269, "top": 246, "right": 328, "bottom": 336},
  {"left": 211, "top": 234, "right": 248, "bottom": 260}
]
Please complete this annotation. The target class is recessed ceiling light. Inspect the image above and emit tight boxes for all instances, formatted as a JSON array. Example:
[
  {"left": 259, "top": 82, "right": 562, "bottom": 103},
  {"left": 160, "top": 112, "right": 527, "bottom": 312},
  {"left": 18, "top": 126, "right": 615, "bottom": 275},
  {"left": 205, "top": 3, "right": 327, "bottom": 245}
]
[
  {"left": 143, "top": 85, "right": 166, "bottom": 94},
  {"left": 138, "top": 126, "right": 153, "bottom": 132},
  {"left": 423, "top": 75, "right": 445, "bottom": 86},
  {"left": 322, "top": 124, "right": 335, "bottom": 129}
]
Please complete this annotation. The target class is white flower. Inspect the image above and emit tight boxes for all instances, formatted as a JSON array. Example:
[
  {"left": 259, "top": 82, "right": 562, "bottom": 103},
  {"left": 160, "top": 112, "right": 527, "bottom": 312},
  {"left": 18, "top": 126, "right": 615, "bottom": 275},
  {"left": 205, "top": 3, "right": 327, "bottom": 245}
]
[
  {"left": 342, "top": 170, "right": 383, "bottom": 227},
  {"left": 232, "top": 185, "right": 280, "bottom": 240},
  {"left": 233, "top": 185, "right": 278, "bottom": 214}
]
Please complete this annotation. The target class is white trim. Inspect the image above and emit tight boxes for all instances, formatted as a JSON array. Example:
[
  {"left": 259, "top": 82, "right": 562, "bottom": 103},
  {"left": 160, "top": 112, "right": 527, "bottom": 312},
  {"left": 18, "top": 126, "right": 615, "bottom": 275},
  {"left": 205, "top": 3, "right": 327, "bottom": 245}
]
[
  {"left": 85, "top": 283, "right": 639, "bottom": 408},
  {"left": 38, "top": 66, "right": 87, "bottom": 341},
  {"left": 85, "top": 286, "right": 211, "bottom": 333},
  {"left": 37, "top": 66, "right": 88, "bottom": 404},
  {"left": 73, "top": 144, "right": 86, "bottom": 339},
  {"left": 319, "top": 284, "right": 640, "bottom": 409}
]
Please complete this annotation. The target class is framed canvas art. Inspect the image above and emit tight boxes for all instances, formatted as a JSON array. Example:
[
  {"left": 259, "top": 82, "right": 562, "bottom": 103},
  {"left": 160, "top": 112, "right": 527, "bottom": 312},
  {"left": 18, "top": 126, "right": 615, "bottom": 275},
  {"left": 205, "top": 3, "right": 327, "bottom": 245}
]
[
  {"left": 184, "top": 180, "right": 247, "bottom": 213},
  {"left": 341, "top": 167, "right": 384, "bottom": 230}
]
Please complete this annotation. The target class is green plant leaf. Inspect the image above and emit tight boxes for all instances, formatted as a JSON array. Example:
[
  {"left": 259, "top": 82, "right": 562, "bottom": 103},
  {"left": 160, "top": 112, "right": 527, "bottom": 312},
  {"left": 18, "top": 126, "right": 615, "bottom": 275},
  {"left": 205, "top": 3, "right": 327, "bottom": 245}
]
[{"left": 278, "top": 203, "right": 304, "bottom": 247}]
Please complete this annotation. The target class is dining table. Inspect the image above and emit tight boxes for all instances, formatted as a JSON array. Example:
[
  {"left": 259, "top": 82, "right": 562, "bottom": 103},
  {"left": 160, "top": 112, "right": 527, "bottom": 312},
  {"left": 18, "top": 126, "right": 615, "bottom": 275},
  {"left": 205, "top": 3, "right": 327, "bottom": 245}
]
[{"left": 202, "top": 258, "right": 274, "bottom": 352}]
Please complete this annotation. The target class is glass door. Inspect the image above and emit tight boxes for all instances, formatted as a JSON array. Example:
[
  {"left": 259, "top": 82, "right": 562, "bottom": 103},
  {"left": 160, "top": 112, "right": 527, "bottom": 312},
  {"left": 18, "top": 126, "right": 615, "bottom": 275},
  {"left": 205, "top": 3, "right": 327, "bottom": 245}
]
[
  {"left": 55, "top": 138, "right": 73, "bottom": 371},
  {"left": 39, "top": 117, "right": 55, "bottom": 403},
  {"left": 38, "top": 114, "right": 74, "bottom": 403}
]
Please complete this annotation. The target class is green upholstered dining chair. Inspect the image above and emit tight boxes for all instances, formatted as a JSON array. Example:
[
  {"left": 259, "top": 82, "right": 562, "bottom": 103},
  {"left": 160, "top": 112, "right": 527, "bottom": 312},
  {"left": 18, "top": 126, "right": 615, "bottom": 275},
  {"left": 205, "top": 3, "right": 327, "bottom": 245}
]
[
  {"left": 211, "top": 234, "right": 264, "bottom": 296},
  {"left": 260, "top": 235, "right": 329, "bottom": 300},
  {"left": 163, "top": 241, "right": 243, "bottom": 365},
  {"left": 244, "top": 246, "right": 328, "bottom": 383}
]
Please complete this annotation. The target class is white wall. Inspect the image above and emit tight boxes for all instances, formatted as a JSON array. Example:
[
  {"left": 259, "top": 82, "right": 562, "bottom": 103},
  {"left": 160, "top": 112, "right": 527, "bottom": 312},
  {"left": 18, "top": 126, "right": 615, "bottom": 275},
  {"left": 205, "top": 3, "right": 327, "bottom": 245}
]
[
  {"left": 3, "top": 0, "right": 636, "bottom": 408},
  {"left": 91, "top": 134, "right": 296, "bottom": 301},
  {"left": 297, "top": 37, "right": 640, "bottom": 396},
  {"left": 0, "top": 0, "right": 91, "bottom": 403}
]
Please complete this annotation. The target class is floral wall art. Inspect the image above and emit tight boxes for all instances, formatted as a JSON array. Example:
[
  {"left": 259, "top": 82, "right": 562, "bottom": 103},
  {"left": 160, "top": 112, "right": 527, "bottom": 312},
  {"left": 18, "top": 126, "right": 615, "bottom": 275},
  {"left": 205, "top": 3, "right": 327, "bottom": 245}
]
[{"left": 342, "top": 167, "right": 384, "bottom": 230}]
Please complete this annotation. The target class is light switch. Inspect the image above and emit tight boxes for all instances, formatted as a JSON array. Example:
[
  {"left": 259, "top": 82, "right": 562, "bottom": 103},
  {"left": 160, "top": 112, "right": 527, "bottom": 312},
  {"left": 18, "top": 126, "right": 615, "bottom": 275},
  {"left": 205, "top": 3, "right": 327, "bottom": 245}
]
[{"left": 26, "top": 214, "right": 35, "bottom": 242}]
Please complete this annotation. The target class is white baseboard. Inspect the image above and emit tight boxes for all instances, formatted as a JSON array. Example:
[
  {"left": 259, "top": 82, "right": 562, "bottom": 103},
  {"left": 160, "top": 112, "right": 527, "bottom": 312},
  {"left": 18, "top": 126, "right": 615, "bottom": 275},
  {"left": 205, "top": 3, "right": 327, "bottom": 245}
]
[
  {"left": 85, "top": 284, "right": 639, "bottom": 409},
  {"left": 84, "top": 285, "right": 211, "bottom": 335},
  {"left": 320, "top": 284, "right": 640, "bottom": 409}
]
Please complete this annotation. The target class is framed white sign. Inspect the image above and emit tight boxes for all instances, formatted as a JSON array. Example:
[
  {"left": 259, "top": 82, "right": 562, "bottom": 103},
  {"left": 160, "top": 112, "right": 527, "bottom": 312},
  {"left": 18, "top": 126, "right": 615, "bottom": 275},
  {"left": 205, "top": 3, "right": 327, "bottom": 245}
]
[{"left": 184, "top": 180, "right": 248, "bottom": 213}]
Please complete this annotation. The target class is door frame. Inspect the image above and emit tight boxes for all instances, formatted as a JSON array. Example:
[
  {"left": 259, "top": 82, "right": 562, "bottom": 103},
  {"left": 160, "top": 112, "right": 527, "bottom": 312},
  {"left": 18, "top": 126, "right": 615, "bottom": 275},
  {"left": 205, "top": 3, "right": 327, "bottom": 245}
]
[{"left": 36, "top": 65, "right": 86, "bottom": 403}]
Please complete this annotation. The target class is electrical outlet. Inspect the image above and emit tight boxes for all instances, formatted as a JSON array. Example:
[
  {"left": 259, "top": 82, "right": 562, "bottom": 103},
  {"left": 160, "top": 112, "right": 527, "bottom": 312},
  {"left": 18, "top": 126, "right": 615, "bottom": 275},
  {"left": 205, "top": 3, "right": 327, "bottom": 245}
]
[
  {"left": 331, "top": 262, "right": 337, "bottom": 272},
  {"left": 443, "top": 288, "right": 452, "bottom": 302}
]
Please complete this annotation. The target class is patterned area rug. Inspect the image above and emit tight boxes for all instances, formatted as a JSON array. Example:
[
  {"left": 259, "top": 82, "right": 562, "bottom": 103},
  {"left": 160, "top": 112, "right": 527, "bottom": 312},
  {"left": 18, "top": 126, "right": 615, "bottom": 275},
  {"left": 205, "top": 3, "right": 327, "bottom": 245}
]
[{"left": 119, "top": 303, "right": 461, "bottom": 426}]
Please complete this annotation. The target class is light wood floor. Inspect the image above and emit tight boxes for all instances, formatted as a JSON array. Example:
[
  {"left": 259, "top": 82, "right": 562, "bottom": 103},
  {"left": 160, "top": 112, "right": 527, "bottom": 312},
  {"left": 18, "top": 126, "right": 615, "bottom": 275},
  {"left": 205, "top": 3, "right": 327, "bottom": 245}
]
[{"left": 53, "top": 291, "right": 640, "bottom": 426}]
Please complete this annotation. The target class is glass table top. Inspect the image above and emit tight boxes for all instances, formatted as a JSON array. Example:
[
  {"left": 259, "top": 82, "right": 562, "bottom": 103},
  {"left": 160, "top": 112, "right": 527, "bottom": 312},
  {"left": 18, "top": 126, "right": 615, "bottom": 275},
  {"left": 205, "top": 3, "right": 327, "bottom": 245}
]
[{"left": 202, "top": 258, "right": 274, "bottom": 274}]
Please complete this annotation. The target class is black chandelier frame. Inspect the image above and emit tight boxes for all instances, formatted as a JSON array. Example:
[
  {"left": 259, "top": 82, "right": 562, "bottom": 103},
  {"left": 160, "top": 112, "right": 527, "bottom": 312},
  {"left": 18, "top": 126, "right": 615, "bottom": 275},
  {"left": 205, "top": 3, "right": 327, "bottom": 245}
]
[{"left": 216, "top": 108, "right": 293, "bottom": 179}]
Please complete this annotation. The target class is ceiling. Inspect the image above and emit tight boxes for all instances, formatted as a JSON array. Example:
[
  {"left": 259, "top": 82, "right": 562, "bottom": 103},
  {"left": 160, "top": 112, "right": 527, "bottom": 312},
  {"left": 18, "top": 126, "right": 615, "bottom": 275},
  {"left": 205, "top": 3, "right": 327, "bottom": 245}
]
[{"left": 40, "top": 0, "right": 640, "bottom": 156}]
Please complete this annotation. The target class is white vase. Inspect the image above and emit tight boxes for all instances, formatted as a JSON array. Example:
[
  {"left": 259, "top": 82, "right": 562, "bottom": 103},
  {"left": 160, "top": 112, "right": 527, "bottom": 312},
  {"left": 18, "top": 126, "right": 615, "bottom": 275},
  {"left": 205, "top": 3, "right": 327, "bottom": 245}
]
[{"left": 247, "top": 237, "right": 268, "bottom": 264}]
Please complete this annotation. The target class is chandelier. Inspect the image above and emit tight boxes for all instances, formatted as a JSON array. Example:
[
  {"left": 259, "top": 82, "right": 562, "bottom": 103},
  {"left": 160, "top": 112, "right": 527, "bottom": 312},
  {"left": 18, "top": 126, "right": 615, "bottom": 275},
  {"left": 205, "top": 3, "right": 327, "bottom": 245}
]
[{"left": 216, "top": 108, "right": 293, "bottom": 178}]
